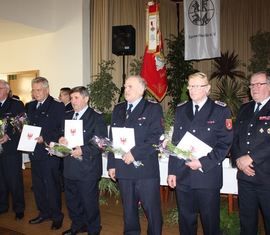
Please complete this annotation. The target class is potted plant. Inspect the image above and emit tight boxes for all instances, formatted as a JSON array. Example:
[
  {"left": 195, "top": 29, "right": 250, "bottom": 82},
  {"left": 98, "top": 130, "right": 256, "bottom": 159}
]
[
  {"left": 209, "top": 51, "right": 248, "bottom": 118},
  {"left": 87, "top": 60, "right": 120, "bottom": 124}
]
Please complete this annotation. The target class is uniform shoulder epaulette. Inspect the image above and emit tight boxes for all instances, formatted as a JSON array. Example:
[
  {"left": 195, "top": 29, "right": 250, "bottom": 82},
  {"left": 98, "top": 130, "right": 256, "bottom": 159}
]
[
  {"left": 54, "top": 98, "right": 61, "bottom": 102},
  {"left": 94, "top": 108, "right": 102, "bottom": 114},
  {"left": 117, "top": 101, "right": 125, "bottom": 105},
  {"left": 177, "top": 101, "right": 188, "bottom": 107},
  {"left": 65, "top": 109, "right": 73, "bottom": 113},
  {"left": 148, "top": 99, "right": 158, "bottom": 103},
  {"left": 11, "top": 97, "right": 20, "bottom": 101},
  {"left": 215, "top": 100, "right": 227, "bottom": 107}
]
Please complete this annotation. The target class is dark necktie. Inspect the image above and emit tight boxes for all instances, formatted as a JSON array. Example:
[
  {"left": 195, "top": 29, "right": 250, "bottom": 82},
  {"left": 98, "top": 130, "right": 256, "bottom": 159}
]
[
  {"left": 0, "top": 102, "right": 2, "bottom": 107},
  {"left": 126, "top": 104, "right": 133, "bottom": 119},
  {"left": 36, "top": 102, "right": 42, "bottom": 110},
  {"left": 73, "top": 112, "right": 79, "bottom": 120},
  {"left": 254, "top": 102, "right": 262, "bottom": 115},
  {"left": 194, "top": 105, "right": 199, "bottom": 116}
]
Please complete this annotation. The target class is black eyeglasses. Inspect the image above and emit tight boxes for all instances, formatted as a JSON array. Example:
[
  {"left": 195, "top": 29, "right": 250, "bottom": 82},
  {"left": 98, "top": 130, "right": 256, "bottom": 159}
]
[
  {"left": 248, "top": 82, "right": 268, "bottom": 89},
  {"left": 187, "top": 84, "right": 209, "bottom": 90}
]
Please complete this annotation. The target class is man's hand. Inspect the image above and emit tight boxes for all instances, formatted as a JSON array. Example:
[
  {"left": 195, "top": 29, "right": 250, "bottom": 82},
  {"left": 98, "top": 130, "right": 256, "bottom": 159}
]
[
  {"left": 185, "top": 158, "right": 202, "bottom": 171},
  {"left": 58, "top": 136, "right": 68, "bottom": 146},
  {"left": 35, "top": 136, "right": 44, "bottom": 144},
  {"left": 0, "top": 134, "right": 9, "bottom": 144},
  {"left": 70, "top": 146, "right": 82, "bottom": 159},
  {"left": 167, "top": 175, "right": 176, "bottom": 188},
  {"left": 122, "top": 151, "right": 135, "bottom": 165},
  {"left": 236, "top": 155, "right": 255, "bottom": 176},
  {"left": 108, "top": 168, "right": 116, "bottom": 181}
]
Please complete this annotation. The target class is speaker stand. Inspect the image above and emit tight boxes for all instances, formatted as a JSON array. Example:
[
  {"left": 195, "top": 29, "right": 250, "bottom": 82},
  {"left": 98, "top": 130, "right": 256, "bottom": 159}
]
[{"left": 118, "top": 55, "right": 126, "bottom": 102}]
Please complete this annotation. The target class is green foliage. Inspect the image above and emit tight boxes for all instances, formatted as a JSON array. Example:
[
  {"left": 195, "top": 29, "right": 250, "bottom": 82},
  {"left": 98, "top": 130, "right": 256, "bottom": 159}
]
[
  {"left": 87, "top": 60, "right": 120, "bottom": 113},
  {"left": 165, "top": 200, "right": 241, "bottom": 235},
  {"left": 165, "top": 207, "right": 178, "bottom": 225},
  {"left": 220, "top": 202, "right": 240, "bottom": 235},
  {"left": 163, "top": 108, "right": 174, "bottom": 135},
  {"left": 129, "top": 57, "right": 143, "bottom": 75},
  {"left": 165, "top": 32, "right": 196, "bottom": 110},
  {"left": 210, "top": 51, "right": 246, "bottom": 82},
  {"left": 209, "top": 51, "right": 248, "bottom": 118},
  {"left": 248, "top": 31, "right": 270, "bottom": 73},
  {"left": 211, "top": 79, "right": 247, "bottom": 118},
  {"left": 99, "top": 177, "right": 120, "bottom": 205}
]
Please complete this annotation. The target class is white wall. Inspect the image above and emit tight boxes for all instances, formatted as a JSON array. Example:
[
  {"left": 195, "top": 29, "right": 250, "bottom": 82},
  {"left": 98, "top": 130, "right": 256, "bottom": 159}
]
[{"left": 0, "top": 0, "right": 90, "bottom": 98}]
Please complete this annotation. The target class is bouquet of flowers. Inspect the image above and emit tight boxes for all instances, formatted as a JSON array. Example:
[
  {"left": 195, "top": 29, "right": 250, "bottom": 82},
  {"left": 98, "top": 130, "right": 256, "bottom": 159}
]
[
  {"left": 0, "top": 118, "right": 7, "bottom": 139},
  {"left": 154, "top": 134, "right": 193, "bottom": 161},
  {"left": 0, "top": 118, "right": 8, "bottom": 153},
  {"left": 90, "top": 135, "right": 144, "bottom": 168},
  {"left": 9, "top": 113, "right": 28, "bottom": 133},
  {"left": 45, "top": 142, "right": 72, "bottom": 158}
]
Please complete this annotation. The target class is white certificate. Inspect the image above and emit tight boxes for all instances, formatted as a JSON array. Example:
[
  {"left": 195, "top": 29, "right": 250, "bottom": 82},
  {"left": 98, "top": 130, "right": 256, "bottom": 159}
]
[
  {"left": 177, "top": 131, "right": 213, "bottom": 159},
  {"left": 111, "top": 127, "right": 135, "bottom": 159},
  {"left": 17, "top": 125, "right": 42, "bottom": 152},
  {"left": 64, "top": 120, "right": 84, "bottom": 148}
]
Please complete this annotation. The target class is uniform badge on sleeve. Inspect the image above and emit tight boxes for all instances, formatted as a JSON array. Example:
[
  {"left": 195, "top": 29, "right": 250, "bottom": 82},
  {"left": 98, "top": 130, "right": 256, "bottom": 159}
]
[{"left": 225, "top": 119, "right": 232, "bottom": 130}]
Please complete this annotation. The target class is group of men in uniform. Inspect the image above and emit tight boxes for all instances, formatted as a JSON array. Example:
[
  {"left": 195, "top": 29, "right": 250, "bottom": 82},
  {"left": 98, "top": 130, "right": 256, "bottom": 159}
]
[{"left": 0, "top": 71, "right": 270, "bottom": 235}]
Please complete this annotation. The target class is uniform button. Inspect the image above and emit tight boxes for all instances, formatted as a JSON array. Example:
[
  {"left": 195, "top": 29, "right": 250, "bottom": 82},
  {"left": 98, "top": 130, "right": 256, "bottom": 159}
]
[
  {"left": 180, "top": 127, "right": 182, "bottom": 129},
  {"left": 192, "top": 130, "right": 196, "bottom": 133},
  {"left": 247, "top": 133, "right": 250, "bottom": 135},
  {"left": 247, "top": 141, "right": 250, "bottom": 144},
  {"left": 250, "top": 124, "right": 253, "bottom": 127},
  {"left": 207, "top": 128, "right": 210, "bottom": 131},
  {"left": 247, "top": 151, "right": 250, "bottom": 154}
]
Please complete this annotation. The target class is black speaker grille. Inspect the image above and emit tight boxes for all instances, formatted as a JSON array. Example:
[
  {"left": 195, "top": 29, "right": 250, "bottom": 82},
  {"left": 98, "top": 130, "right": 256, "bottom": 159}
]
[{"left": 112, "top": 25, "right": 136, "bottom": 56}]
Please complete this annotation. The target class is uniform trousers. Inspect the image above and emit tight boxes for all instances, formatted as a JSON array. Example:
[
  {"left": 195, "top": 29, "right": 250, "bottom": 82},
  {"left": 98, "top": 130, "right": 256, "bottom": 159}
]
[
  {"left": 0, "top": 152, "right": 25, "bottom": 213},
  {"left": 118, "top": 178, "right": 163, "bottom": 235},
  {"left": 238, "top": 179, "right": 270, "bottom": 235},
  {"left": 175, "top": 185, "right": 220, "bottom": 235},
  {"left": 31, "top": 158, "right": 63, "bottom": 221},
  {"left": 64, "top": 177, "right": 101, "bottom": 234}
]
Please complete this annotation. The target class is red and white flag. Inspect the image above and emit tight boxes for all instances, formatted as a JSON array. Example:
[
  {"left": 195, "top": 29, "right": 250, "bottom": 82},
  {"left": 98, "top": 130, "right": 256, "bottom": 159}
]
[{"left": 140, "top": 2, "right": 167, "bottom": 102}]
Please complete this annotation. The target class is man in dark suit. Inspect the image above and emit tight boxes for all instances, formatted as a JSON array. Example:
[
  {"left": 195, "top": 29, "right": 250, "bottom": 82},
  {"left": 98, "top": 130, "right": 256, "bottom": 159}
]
[
  {"left": 231, "top": 71, "right": 270, "bottom": 235},
  {"left": 59, "top": 87, "right": 73, "bottom": 113},
  {"left": 59, "top": 86, "right": 107, "bottom": 235},
  {"left": 27, "top": 77, "right": 65, "bottom": 230},
  {"left": 58, "top": 87, "right": 73, "bottom": 191},
  {"left": 167, "top": 72, "right": 233, "bottom": 235},
  {"left": 107, "top": 75, "right": 164, "bottom": 235},
  {"left": 0, "top": 80, "right": 25, "bottom": 220}
]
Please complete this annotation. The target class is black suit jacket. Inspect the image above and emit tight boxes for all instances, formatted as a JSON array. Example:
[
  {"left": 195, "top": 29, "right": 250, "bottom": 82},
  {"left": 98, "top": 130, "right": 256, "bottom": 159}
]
[
  {"left": 64, "top": 102, "right": 73, "bottom": 113},
  {"left": 0, "top": 97, "right": 25, "bottom": 154},
  {"left": 231, "top": 99, "right": 270, "bottom": 184},
  {"left": 63, "top": 107, "right": 107, "bottom": 181},
  {"left": 168, "top": 98, "right": 233, "bottom": 189},
  {"left": 27, "top": 95, "right": 65, "bottom": 160},
  {"left": 107, "top": 99, "right": 164, "bottom": 179}
]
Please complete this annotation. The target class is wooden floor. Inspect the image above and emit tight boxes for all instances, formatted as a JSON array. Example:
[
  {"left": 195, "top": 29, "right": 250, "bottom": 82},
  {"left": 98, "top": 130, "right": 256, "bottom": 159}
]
[
  {"left": 4, "top": 168, "right": 267, "bottom": 235},
  {"left": 0, "top": 168, "right": 189, "bottom": 235}
]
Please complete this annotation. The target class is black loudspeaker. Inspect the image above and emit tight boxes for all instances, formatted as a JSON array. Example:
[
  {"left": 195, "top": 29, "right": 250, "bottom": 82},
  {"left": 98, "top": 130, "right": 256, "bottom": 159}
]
[{"left": 112, "top": 25, "right": 135, "bottom": 56}]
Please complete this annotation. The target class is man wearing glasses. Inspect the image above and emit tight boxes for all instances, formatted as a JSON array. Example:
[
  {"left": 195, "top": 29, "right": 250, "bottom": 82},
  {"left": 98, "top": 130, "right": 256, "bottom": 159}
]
[
  {"left": 232, "top": 71, "right": 270, "bottom": 235},
  {"left": 168, "top": 72, "right": 233, "bottom": 235}
]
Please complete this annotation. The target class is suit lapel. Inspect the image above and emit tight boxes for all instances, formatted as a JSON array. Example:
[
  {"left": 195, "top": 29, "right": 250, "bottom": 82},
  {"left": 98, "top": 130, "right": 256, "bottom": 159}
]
[
  {"left": 256, "top": 99, "right": 270, "bottom": 117},
  {"left": 126, "top": 99, "right": 146, "bottom": 125}
]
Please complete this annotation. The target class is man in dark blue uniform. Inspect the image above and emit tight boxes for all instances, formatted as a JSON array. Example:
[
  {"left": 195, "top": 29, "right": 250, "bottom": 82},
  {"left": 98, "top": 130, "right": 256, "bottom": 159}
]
[
  {"left": 27, "top": 77, "right": 65, "bottom": 230},
  {"left": 0, "top": 80, "right": 25, "bottom": 220},
  {"left": 231, "top": 71, "right": 270, "bottom": 235},
  {"left": 58, "top": 87, "right": 73, "bottom": 191},
  {"left": 59, "top": 87, "right": 73, "bottom": 113},
  {"left": 168, "top": 72, "right": 233, "bottom": 235},
  {"left": 107, "top": 75, "right": 164, "bottom": 235},
  {"left": 59, "top": 86, "right": 107, "bottom": 235}
]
